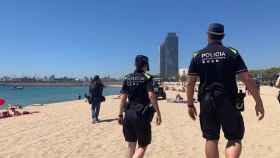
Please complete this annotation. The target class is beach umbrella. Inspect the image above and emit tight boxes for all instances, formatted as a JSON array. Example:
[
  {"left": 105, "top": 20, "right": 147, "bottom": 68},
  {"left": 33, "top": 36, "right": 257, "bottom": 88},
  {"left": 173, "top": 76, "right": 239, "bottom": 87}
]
[{"left": 0, "top": 98, "right": 5, "bottom": 107}]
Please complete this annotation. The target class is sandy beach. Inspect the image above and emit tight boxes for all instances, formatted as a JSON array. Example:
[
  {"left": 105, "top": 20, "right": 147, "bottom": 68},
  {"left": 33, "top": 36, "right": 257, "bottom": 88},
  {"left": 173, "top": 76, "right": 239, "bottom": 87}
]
[{"left": 0, "top": 86, "right": 279, "bottom": 158}]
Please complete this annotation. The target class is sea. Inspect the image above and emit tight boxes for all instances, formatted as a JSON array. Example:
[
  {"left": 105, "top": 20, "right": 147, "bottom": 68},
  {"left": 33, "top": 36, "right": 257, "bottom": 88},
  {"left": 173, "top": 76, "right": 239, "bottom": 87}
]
[{"left": 0, "top": 86, "right": 120, "bottom": 109}]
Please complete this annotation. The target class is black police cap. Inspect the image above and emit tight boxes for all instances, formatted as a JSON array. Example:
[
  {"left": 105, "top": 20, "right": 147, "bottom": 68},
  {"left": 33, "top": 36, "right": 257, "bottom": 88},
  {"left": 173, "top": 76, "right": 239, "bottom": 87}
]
[{"left": 208, "top": 23, "right": 225, "bottom": 36}]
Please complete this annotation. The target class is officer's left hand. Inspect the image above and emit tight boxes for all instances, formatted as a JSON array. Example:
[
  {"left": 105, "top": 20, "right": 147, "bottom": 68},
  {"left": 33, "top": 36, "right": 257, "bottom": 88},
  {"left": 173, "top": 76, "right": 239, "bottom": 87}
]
[
  {"left": 156, "top": 114, "right": 162, "bottom": 125},
  {"left": 255, "top": 102, "right": 265, "bottom": 121},
  {"left": 188, "top": 105, "right": 197, "bottom": 121}
]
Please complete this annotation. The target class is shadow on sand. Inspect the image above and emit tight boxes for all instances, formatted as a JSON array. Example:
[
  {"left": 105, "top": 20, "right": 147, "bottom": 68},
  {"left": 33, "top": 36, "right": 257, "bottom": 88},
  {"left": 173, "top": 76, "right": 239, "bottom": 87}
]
[{"left": 97, "top": 118, "right": 118, "bottom": 123}]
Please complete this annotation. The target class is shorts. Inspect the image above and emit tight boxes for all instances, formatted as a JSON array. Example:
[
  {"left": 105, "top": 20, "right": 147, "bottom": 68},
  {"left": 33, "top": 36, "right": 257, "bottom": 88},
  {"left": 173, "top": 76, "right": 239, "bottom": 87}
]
[
  {"left": 123, "top": 109, "right": 151, "bottom": 147},
  {"left": 199, "top": 96, "right": 245, "bottom": 140}
]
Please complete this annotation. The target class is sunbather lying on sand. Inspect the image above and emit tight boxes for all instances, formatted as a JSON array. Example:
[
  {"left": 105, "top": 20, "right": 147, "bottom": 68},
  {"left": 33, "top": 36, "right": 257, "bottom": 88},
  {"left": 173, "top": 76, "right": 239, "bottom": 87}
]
[
  {"left": 0, "top": 105, "right": 38, "bottom": 119},
  {"left": 8, "top": 105, "right": 22, "bottom": 116}
]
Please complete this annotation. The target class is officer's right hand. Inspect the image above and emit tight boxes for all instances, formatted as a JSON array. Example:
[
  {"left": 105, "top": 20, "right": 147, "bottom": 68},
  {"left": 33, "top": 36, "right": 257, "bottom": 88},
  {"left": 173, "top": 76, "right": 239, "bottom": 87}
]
[
  {"left": 255, "top": 102, "right": 265, "bottom": 121},
  {"left": 156, "top": 114, "right": 162, "bottom": 125},
  {"left": 118, "top": 115, "right": 124, "bottom": 125}
]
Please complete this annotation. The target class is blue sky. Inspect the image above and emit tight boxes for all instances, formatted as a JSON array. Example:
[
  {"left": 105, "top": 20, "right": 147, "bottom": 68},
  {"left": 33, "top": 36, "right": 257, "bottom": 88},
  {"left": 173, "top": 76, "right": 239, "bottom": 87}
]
[{"left": 0, "top": 0, "right": 279, "bottom": 78}]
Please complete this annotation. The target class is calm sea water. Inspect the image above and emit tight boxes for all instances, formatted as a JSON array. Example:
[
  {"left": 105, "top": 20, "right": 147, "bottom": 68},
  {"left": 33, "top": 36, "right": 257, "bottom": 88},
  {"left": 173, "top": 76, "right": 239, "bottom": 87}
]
[{"left": 0, "top": 86, "right": 120, "bottom": 109}]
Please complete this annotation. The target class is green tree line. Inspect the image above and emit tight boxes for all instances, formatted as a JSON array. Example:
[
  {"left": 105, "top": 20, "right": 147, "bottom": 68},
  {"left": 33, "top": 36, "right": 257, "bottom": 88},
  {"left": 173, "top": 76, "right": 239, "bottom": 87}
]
[{"left": 249, "top": 67, "right": 280, "bottom": 81}]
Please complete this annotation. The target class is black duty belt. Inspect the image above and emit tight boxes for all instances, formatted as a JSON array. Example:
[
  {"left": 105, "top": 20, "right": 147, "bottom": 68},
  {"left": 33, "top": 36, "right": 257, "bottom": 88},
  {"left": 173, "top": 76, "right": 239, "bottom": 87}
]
[{"left": 126, "top": 102, "right": 148, "bottom": 112}]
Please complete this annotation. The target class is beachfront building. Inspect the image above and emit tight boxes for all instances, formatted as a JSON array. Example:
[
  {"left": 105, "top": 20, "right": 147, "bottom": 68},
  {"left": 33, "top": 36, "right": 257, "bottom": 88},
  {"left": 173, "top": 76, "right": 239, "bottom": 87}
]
[{"left": 160, "top": 33, "right": 179, "bottom": 81}]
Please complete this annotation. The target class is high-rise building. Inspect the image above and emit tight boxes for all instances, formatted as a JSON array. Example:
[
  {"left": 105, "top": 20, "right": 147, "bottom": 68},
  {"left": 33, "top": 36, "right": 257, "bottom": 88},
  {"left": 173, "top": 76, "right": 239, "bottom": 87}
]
[{"left": 160, "top": 33, "right": 179, "bottom": 81}]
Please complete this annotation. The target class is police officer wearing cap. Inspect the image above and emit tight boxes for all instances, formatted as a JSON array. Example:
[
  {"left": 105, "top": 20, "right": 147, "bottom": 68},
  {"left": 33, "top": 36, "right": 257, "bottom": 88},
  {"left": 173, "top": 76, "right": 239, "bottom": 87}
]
[
  {"left": 186, "top": 23, "right": 265, "bottom": 158},
  {"left": 118, "top": 55, "right": 162, "bottom": 158}
]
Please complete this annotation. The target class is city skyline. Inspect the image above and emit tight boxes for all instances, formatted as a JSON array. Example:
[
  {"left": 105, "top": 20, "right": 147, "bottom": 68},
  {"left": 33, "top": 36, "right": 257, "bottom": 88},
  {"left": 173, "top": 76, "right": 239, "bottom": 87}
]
[
  {"left": 0, "top": 74, "right": 120, "bottom": 81},
  {"left": 1, "top": 0, "right": 280, "bottom": 78}
]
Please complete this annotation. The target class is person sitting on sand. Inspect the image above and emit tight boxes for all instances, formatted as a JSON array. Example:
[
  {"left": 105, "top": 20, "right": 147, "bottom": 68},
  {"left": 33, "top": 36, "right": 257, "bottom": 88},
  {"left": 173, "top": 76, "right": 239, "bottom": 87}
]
[
  {"left": 176, "top": 94, "right": 184, "bottom": 103},
  {"left": 8, "top": 105, "right": 22, "bottom": 116}
]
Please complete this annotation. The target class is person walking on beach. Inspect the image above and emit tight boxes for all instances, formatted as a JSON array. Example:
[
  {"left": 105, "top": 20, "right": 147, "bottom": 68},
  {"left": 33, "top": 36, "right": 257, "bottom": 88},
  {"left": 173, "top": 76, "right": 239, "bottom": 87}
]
[
  {"left": 275, "top": 74, "right": 280, "bottom": 88},
  {"left": 118, "top": 55, "right": 162, "bottom": 158},
  {"left": 89, "top": 75, "right": 104, "bottom": 123},
  {"left": 186, "top": 23, "right": 265, "bottom": 158},
  {"left": 255, "top": 79, "right": 261, "bottom": 92},
  {"left": 276, "top": 74, "right": 280, "bottom": 103}
]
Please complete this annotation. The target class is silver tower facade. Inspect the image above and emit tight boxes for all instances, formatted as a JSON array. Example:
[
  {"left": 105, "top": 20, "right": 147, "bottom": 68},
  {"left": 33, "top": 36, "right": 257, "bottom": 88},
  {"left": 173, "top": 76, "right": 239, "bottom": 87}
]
[{"left": 160, "top": 33, "right": 179, "bottom": 81}]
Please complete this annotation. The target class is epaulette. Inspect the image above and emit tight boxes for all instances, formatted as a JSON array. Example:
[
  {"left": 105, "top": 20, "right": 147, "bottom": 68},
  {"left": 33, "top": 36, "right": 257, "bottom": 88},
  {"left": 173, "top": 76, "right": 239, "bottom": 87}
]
[
  {"left": 193, "top": 49, "right": 203, "bottom": 58},
  {"left": 144, "top": 73, "right": 152, "bottom": 80},
  {"left": 228, "top": 47, "right": 239, "bottom": 55},
  {"left": 192, "top": 51, "right": 199, "bottom": 57},
  {"left": 123, "top": 73, "right": 132, "bottom": 80}
]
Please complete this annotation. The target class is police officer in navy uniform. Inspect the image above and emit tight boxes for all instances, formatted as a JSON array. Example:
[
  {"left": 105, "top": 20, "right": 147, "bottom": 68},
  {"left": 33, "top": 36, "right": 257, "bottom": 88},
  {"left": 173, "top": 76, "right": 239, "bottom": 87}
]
[
  {"left": 118, "top": 55, "right": 162, "bottom": 158},
  {"left": 186, "top": 23, "right": 265, "bottom": 158}
]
